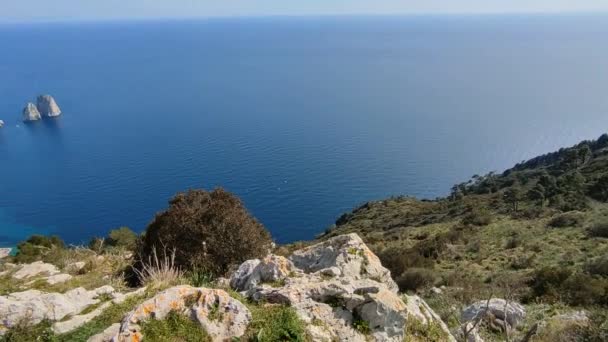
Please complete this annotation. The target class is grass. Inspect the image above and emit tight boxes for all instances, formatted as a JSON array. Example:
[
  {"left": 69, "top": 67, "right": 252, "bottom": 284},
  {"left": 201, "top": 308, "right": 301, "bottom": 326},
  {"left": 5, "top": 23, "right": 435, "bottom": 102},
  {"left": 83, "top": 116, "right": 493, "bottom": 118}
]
[
  {"left": 133, "top": 247, "right": 184, "bottom": 290},
  {"left": 140, "top": 311, "right": 211, "bottom": 342},
  {"left": 404, "top": 315, "right": 449, "bottom": 342},
  {"left": 243, "top": 304, "right": 308, "bottom": 342}
]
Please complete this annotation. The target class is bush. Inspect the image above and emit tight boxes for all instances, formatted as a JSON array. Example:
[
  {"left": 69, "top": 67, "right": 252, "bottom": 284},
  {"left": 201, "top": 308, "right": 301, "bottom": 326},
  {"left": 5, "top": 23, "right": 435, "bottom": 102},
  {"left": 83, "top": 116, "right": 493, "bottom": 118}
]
[
  {"left": 528, "top": 267, "right": 608, "bottom": 305},
  {"left": 461, "top": 208, "right": 493, "bottom": 226},
  {"left": 528, "top": 267, "right": 572, "bottom": 303},
  {"left": 107, "top": 227, "right": 139, "bottom": 250},
  {"left": 548, "top": 212, "right": 584, "bottom": 228},
  {"left": 588, "top": 219, "right": 608, "bottom": 238},
  {"left": 586, "top": 256, "right": 608, "bottom": 277},
  {"left": 140, "top": 311, "right": 211, "bottom": 342},
  {"left": 396, "top": 268, "right": 436, "bottom": 292},
  {"left": 13, "top": 235, "right": 65, "bottom": 264},
  {"left": 141, "top": 188, "right": 272, "bottom": 276}
]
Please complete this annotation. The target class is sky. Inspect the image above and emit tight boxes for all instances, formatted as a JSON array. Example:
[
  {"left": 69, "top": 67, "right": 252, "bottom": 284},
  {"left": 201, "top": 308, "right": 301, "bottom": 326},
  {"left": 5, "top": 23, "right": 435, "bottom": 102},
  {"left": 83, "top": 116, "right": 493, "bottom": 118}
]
[{"left": 1, "top": 0, "right": 608, "bottom": 23}]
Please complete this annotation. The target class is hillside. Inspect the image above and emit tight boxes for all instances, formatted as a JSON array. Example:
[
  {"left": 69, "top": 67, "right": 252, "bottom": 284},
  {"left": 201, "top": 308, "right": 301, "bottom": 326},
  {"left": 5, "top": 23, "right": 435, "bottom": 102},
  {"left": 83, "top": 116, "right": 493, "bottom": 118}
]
[{"left": 319, "top": 133, "right": 608, "bottom": 339}]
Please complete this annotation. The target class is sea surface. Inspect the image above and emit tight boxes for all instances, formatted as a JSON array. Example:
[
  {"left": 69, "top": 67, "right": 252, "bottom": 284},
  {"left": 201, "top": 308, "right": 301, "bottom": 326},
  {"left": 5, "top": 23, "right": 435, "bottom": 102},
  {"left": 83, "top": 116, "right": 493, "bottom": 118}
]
[{"left": 1, "top": 15, "right": 608, "bottom": 246}]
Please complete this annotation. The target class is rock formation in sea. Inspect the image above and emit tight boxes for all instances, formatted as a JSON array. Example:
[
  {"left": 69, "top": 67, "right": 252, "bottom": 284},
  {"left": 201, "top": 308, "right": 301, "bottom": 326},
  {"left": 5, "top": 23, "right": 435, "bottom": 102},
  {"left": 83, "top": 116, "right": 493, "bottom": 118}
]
[
  {"left": 36, "top": 95, "right": 62, "bottom": 117},
  {"left": 22, "top": 102, "right": 42, "bottom": 122},
  {"left": 0, "top": 120, "right": 4, "bottom": 128}
]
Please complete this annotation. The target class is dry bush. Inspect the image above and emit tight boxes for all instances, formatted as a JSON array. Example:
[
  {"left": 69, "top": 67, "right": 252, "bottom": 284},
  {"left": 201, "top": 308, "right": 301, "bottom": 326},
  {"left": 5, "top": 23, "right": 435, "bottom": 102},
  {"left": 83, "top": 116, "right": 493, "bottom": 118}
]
[
  {"left": 134, "top": 247, "right": 183, "bottom": 290},
  {"left": 141, "top": 188, "right": 272, "bottom": 276}
]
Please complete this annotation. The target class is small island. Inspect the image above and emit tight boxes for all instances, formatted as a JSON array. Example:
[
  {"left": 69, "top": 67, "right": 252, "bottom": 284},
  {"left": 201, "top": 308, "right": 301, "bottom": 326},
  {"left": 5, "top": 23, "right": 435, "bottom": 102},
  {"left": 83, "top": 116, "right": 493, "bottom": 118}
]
[
  {"left": 21, "top": 94, "right": 62, "bottom": 122},
  {"left": 0, "top": 120, "right": 4, "bottom": 128}
]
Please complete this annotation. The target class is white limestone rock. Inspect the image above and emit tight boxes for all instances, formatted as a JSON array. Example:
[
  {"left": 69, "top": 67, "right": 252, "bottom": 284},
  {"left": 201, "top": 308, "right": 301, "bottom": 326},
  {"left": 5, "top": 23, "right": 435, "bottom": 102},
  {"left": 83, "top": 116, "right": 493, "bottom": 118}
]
[
  {"left": 115, "top": 286, "right": 251, "bottom": 342},
  {"left": 12, "top": 261, "right": 60, "bottom": 280},
  {"left": 22, "top": 102, "right": 41, "bottom": 122},
  {"left": 36, "top": 95, "right": 62, "bottom": 117},
  {"left": 0, "top": 286, "right": 116, "bottom": 331},
  {"left": 46, "top": 273, "right": 73, "bottom": 285},
  {"left": 461, "top": 298, "right": 526, "bottom": 332}
]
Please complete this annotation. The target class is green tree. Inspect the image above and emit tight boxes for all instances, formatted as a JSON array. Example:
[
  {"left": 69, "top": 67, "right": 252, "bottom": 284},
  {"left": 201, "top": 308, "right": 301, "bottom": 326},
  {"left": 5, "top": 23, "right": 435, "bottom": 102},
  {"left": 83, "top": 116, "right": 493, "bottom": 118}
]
[
  {"left": 504, "top": 184, "right": 523, "bottom": 212},
  {"left": 527, "top": 183, "right": 546, "bottom": 207}
]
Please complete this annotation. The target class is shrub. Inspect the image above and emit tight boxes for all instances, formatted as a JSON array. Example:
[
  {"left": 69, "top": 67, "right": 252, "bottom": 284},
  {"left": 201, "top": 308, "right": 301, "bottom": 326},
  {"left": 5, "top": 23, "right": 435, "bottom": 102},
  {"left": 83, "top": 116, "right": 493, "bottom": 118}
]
[
  {"left": 527, "top": 267, "right": 572, "bottom": 303},
  {"left": 13, "top": 235, "right": 65, "bottom": 264},
  {"left": 548, "top": 212, "right": 584, "bottom": 228},
  {"left": 461, "top": 208, "right": 493, "bottom": 226},
  {"left": 588, "top": 219, "right": 608, "bottom": 238},
  {"left": 107, "top": 227, "right": 138, "bottom": 250},
  {"left": 396, "top": 268, "right": 436, "bottom": 292},
  {"left": 141, "top": 188, "right": 272, "bottom": 276},
  {"left": 586, "top": 256, "right": 608, "bottom": 277}
]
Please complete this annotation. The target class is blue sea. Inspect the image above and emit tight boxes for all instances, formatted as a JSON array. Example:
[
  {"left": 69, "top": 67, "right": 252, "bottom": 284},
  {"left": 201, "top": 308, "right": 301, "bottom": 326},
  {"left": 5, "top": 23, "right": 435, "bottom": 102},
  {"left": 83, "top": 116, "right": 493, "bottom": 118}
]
[{"left": 1, "top": 15, "right": 608, "bottom": 246}]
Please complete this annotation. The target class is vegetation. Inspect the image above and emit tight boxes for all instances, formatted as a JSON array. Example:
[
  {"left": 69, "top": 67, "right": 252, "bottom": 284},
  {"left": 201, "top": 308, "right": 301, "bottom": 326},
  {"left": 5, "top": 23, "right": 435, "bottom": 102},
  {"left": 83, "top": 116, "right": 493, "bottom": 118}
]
[
  {"left": 141, "top": 188, "right": 273, "bottom": 277},
  {"left": 140, "top": 311, "right": 211, "bottom": 342},
  {"left": 320, "top": 133, "right": 608, "bottom": 337}
]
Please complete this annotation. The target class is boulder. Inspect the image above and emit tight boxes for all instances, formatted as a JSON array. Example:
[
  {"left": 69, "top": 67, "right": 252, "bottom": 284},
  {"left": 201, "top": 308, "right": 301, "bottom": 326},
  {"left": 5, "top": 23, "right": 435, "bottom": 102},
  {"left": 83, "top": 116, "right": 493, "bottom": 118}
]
[
  {"left": 22, "top": 102, "right": 41, "bottom": 122},
  {"left": 66, "top": 261, "right": 87, "bottom": 273},
  {"left": 461, "top": 298, "right": 526, "bottom": 332},
  {"left": 115, "top": 286, "right": 251, "bottom": 342},
  {"left": 0, "top": 286, "right": 116, "bottom": 331},
  {"left": 12, "top": 261, "right": 60, "bottom": 280},
  {"left": 231, "top": 233, "right": 453, "bottom": 342},
  {"left": 36, "top": 95, "right": 61, "bottom": 117},
  {"left": 46, "top": 273, "right": 73, "bottom": 285},
  {"left": 88, "top": 323, "right": 120, "bottom": 342}
]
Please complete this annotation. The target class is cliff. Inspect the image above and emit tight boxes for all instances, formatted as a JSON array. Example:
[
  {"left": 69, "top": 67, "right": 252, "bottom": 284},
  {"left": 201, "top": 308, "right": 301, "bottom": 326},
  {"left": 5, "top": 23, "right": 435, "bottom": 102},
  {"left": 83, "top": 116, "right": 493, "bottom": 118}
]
[
  {"left": 22, "top": 102, "right": 42, "bottom": 122},
  {"left": 36, "top": 95, "right": 62, "bottom": 117}
]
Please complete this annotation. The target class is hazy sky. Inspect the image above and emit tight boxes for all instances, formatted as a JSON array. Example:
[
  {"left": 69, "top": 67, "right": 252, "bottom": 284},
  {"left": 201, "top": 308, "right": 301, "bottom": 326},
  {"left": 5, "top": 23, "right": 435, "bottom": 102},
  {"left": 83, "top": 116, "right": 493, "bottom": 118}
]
[{"left": 2, "top": 0, "right": 608, "bottom": 22}]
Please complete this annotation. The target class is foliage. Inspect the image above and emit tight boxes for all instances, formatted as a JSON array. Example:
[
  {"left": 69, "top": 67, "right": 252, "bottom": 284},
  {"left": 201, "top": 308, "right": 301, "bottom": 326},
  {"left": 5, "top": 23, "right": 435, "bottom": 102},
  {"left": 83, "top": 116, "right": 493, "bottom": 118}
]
[
  {"left": 141, "top": 188, "right": 272, "bottom": 276},
  {"left": 107, "top": 227, "right": 139, "bottom": 250},
  {"left": 244, "top": 304, "right": 308, "bottom": 342},
  {"left": 140, "top": 311, "right": 211, "bottom": 342},
  {"left": 13, "top": 235, "right": 65, "bottom": 264},
  {"left": 461, "top": 208, "right": 493, "bottom": 226},
  {"left": 396, "top": 268, "right": 436, "bottom": 292},
  {"left": 186, "top": 268, "right": 215, "bottom": 287},
  {"left": 133, "top": 247, "right": 184, "bottom": 290},
  {"left": 548, "top": 212, "right": 585, "bottom": 228},
  {"left": 587, "top": 219, "right": 608, "bottom": 238},
  {"left": 405, "top": 316, "right": 449, "bottom": 342},
  {"left": 0, "top": 319, "right": 57, "bottom": 342}
]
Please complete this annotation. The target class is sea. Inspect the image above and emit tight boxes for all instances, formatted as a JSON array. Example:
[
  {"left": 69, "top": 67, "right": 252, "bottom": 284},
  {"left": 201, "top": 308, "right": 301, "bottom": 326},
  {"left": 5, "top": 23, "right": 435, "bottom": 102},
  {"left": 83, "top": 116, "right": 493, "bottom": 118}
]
[{"left": 1, "top": 14, "right": 607, "bottom": 246}]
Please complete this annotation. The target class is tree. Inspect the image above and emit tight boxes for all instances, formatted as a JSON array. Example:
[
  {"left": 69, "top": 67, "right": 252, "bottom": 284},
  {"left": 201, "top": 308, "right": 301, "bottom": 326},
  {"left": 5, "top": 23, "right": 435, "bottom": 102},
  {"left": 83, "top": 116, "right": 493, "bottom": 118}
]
[
  {"left": 141, "top": 188, "right": 273, "bottom": 276},
  {"left": 504, "top": 184, "right": 523, "bottom": 212},
  {"left": 527, "top": 183, "right": 546, "bottom": 207},
  {"left": 589, "top": 174, "right": 608, "bottom": 202}
]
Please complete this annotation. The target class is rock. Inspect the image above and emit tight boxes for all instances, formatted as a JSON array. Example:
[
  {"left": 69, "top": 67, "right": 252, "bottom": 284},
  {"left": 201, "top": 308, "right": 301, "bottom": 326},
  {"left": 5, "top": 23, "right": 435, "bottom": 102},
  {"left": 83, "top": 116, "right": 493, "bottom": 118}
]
[
  {"left": 0, "top": 286, "right": 116, "bottom": 331},
  {"left": 232, "top": 233, "right": 452, "bottom": 342},
  {"left": 88, "top": 323, "right": 120, "bottom": 342},
  {"left": 461, "top": 298, "right": 525, "bottom": 332},
  {"left": 230, "top": 255, "right": 295, "bottom": 291},
  {"left": 115, "top": 286, "right": 251, "bottom": 342},
  {"left": 22, "top": 102, "right": 41, "bottom": 122},
  {"left": 36, "top": 95, "right": 61, "bottom": 117},
  {"left": 53, "top": 301, "right": 112, "bottom": 334},
  {"left": 455, "top": 322, "right": 484, "bottom": 342},
  {"left": 0, "top": 248, "right": 11, "bottom": 259},
  {"left": 405, "top": 294, "right": 455, "bottom": 341},
  {"left": 66, "top": 261, "right": 87, "bottom": 273},
  {"left": 12, "top": 261, "right": 60, "bottom": 280},
  {"left": 290, "top": 233, "right": 398, "bottom": 292},
  {"left": 46, "top": 273, "right": 73, "bottom": 285},
  {"left": 0, "top": 120, "right": 4, "bottom": 128},
  {"left": 430, "top": 287, "right": 443, "bottom": 295},
  {"left": 534, "top": 310, "right": 590, "bottom": 341}
]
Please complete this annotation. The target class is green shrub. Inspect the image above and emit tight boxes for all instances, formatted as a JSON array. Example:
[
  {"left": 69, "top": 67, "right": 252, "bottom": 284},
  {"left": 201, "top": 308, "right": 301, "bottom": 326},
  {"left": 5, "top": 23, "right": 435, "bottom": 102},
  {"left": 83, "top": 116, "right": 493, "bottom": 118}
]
[
  {"left": 528, "top": 267, "right": 572, "bottom": 303},
  {"left": 586, "top": 256, "right": 608, "bottom": 277},
  {"left": 396, "top": 268, "right": 436, "bottom": 292},
  {"left": 461, "top": 208, "right": 493, "bottom": 226},
  {"left": 588, "top": 219, "right": 608, "bottom": 238},
  {"left": 13, "top": 235, "right": 65, "bottom": 264},
  {"left": 107, "top": 227, "right": 138, "bottom": 250},
  {"left": 548, "top": 212, "right": 584, "bottom": 228},
  {"left": 0, "top": 319, "right": 57, "bottom": 342},
  {"left": 141, "top": 188, "right": 272, "bottom": 276},
  {"left": 140, "top": 311, "right": 211, "bottom": 342}
]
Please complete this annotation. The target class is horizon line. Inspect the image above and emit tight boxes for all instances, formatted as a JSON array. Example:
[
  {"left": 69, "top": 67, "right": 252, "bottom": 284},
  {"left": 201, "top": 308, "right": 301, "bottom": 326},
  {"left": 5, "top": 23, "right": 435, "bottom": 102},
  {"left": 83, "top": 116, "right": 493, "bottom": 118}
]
[{"left": 1, "top": 11, "right": 608, "bottom": 25}]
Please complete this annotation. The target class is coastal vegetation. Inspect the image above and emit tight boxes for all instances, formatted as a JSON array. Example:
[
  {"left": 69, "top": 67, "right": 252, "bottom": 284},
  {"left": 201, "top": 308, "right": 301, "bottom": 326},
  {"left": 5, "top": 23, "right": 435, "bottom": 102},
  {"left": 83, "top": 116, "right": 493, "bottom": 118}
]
[{"left": 1, "top": 134, "right": 608, "bottom": 341}]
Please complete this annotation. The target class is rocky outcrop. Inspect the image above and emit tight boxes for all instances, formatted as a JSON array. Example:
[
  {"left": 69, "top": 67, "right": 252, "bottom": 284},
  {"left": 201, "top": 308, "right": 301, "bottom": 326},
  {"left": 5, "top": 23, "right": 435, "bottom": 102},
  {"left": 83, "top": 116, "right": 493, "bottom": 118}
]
[
  {"left": 461, "top": 298, "right": 526, "bottom": 333},
  {"left": 12, "top": 261, "right": 60, "bottom": 279},
  {"left": 36, "top": 95, "right": 61, "bottom": 117},
  {"left": 0, "top": 120, "right": 4, "bottom": 128},
  {"left": 115, "top": 286, "right": 252, "bottom": 342},
  {"left": 88, "top": 323, "right": 120, "bottom": 342},
  {"left": 231, "top": 233, "right": 453, "bottom": 342},
  {"left": 45, "top": 273, "right": 73, "bottom": 285},
  {"left": 22, "top": 102, "right": 41, "bottom": 122},
  {"left": 0, "top": 248, "right": 10, "bottom": 259},
  {"left": 0, "top": 286, "right": 116, "bottom": 333}
]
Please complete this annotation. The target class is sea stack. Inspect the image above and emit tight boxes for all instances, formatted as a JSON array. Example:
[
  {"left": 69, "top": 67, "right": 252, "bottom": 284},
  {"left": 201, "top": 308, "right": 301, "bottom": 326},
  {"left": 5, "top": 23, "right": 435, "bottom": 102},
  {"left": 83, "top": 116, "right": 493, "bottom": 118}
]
[
  {"left": 36, "top": 95, "right": 61, "bottom": 117},
  {"left": 0, "top": 120, "right": 4, "bottom": 128},
  {"left": 23, "top": 103, "right": 42, "bottom": 122}
]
